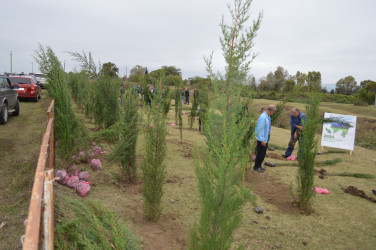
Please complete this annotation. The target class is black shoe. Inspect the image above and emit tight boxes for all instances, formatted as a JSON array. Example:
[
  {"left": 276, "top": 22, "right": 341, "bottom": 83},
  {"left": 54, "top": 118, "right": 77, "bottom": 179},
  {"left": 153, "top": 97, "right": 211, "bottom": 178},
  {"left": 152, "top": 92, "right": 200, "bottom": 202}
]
[
  {"left": 253, "top": 168, "right": 265, "bottom": 173},
  {"left": 265, "top": 162, "right": 276, "bottom": 167},
  {"left": 260, "top": 167, "right": 266, "bottom": 171},
  {"left": 268, "top": 147, "right": 275, "bottom": 151},
  {"left": 372, "top": 189, "right": 376, "bottom": 195},
  {"left": 281, "top": 154, "right": 288, "bottom": 158}
]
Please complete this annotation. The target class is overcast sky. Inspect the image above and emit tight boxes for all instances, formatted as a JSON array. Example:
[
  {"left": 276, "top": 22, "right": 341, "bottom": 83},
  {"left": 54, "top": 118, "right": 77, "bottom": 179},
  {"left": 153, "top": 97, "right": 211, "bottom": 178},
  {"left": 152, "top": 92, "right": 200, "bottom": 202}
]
[{"left": 1, "top": 0, "right": 375, "bottom": 84}]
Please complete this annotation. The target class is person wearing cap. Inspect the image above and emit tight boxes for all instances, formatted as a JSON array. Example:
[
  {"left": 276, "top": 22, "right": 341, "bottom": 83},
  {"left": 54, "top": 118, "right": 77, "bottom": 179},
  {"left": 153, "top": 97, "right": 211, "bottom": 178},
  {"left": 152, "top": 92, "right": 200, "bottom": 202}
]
[
  {"left": 282, "top": 108, "right": 306, "bottom": 158},
  {"left": 254, "top": 105, "right": 276, "bottom": 173}
]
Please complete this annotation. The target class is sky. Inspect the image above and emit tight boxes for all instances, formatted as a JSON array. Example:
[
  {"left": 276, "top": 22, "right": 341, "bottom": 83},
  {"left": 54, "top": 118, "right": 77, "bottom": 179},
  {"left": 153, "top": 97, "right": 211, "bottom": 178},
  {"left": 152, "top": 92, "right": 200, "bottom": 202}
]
[{"left": 1, "top": 0, "right": 375, "bottom": 84}]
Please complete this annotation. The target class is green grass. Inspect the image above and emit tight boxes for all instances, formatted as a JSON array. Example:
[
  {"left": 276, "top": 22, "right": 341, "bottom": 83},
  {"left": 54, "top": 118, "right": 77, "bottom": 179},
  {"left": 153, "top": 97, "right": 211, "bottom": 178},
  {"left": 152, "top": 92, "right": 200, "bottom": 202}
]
[
  {"left": 54, "top": 97, "right": 376, "bottom": 249},
  {"left": 0, "top": 92, "right": 52, "bottom": 249}
]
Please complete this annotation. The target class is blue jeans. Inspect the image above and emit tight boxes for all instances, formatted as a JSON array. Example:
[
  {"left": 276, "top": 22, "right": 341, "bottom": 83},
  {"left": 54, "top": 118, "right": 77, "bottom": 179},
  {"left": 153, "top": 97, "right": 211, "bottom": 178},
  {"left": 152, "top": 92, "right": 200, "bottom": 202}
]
[{"left": 284, "top": 134, "right": 300, "bottom": 157}]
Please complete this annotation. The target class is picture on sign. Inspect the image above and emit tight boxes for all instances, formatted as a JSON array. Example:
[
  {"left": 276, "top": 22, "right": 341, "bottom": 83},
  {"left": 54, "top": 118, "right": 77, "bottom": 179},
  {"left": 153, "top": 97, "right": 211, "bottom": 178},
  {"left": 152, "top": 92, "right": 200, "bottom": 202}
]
[{"left": 321, "top": 113, "right": 357, "bottom": 151}]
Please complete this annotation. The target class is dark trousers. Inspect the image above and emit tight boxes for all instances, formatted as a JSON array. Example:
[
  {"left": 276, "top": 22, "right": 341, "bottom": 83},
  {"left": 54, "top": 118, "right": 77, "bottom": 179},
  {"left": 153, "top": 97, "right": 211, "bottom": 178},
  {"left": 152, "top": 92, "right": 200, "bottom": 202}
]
[
  {"left": 254, "top": 140, "right": 268, "bottom": 170},
  {"left": 284, "top": 134, "right": 300, "bottom": 157},
  {"left": 185, "top": 96, "right": 189, "bottom": 104}
]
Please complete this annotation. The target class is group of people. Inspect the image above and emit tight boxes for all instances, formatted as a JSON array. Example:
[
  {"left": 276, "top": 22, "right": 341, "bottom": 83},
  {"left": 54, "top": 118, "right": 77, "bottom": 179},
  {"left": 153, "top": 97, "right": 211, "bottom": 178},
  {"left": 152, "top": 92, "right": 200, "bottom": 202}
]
[{"left": 253, "top": 105, "right": 306, "bottom": 173}]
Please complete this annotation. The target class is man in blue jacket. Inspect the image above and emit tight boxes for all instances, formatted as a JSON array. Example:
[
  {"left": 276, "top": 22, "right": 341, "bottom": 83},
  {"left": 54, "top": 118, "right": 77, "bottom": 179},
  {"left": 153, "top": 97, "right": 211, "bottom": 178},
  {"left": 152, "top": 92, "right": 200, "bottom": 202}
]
[
  {"left": 254, "top": 105, "right": 276, "bottom": 173},
  {"left": 282, "top": 108, "right": 306, "bottom": 158}
]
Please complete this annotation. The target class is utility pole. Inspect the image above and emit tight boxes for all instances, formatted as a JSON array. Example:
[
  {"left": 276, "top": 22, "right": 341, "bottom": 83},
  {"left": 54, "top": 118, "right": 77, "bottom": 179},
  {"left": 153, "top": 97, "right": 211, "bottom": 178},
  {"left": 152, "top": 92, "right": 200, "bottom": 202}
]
[
  {"left": 64, "top": 60, "right": 66, "bottom": 72},
  {"left": 10, "top": 51, "right": 13, "bottom": 73},
  {"left": 31, "top": 61, "right": 33, "bottom": 73}
]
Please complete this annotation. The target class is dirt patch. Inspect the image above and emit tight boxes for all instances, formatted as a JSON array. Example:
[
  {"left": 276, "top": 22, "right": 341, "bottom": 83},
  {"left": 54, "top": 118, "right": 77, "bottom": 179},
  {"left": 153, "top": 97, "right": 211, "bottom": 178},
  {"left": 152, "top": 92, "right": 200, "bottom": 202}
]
[
  {"left": 122, "top": 191, "right": 188, "bottom": 249},
  {"left": 165, "top": 175, "right": 183, "bottom": 185},
  {"left": 166, "top": 139, "right": 193, "bottom": 158},
  {"left": 266, "top": 152, "right": 286, "bottom": 161},
  {"left": 342, "top": 186, "right": 376, "bottom": 203},
  {"left": 245, "top": 171, "right": 301, "bottom": 215}
]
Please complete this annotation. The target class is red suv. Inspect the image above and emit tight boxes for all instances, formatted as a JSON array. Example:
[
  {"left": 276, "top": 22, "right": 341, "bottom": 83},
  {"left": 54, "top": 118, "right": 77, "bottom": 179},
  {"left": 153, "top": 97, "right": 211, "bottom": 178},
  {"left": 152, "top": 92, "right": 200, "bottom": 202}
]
[{"left": 9, "top": 76, "right": 42, "bottom": 102}]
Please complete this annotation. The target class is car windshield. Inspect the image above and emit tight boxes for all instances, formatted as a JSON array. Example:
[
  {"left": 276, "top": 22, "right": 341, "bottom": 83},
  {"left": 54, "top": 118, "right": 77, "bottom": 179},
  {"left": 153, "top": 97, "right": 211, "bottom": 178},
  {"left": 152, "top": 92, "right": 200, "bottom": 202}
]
[{"left": 9, "top": 77, "right": 31, "bottom": 84}]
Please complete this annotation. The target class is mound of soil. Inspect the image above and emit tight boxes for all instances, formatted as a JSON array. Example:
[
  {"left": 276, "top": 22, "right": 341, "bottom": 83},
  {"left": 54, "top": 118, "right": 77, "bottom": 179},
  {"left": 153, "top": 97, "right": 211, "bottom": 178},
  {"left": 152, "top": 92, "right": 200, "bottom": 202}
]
[{"left": 342, "top": 186, "right": 376, "bottom": 203}]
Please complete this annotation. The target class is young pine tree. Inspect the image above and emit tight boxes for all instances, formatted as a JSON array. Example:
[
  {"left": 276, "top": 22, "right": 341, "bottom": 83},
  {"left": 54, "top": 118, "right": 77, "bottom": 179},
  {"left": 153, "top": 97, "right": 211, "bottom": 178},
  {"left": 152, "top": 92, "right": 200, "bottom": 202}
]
[
  {"left": 141, "top": 79, "right": 167, "bottom": 221},
  {"left": 189, "top": 95, "right": 199, "bottom": 129},
  {"left": 34, "top": 44, "right": 87, "bottom": 159},
  {"left": 109, "top": 89, "right": 139, "bottom": 182},
  {"left": 189, "top": 0, "right": 262, "bottom": 248},
  {"left": 296, "top": 93, "right": 321, "bottom": 213}
]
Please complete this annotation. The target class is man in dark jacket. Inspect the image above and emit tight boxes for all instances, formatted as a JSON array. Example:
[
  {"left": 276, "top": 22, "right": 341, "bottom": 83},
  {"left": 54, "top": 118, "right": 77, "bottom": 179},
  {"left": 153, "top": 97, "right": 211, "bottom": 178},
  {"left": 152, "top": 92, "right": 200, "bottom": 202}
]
[
  {"left": 282, "top": 108, "right": 306, "bottom": 158},
  {"left": 185, "top": 88, "right": 190, "bottom": 105}
]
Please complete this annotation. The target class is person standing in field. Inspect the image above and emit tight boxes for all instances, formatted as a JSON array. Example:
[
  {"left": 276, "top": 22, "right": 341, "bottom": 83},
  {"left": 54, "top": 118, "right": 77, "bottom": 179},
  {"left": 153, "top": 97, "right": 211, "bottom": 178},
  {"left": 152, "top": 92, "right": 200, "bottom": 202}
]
[
  {"left": 282, "top": 108, "right": 306, "bottom": 158},
  {"left": 254, "top": 105, "right": 276, "bottom": 173},
  {"left": 180, "top": 88, "right": 184, "bottom": 105},
  {"left": 185, "top": 88, "right": 190, "bottom": 105}
]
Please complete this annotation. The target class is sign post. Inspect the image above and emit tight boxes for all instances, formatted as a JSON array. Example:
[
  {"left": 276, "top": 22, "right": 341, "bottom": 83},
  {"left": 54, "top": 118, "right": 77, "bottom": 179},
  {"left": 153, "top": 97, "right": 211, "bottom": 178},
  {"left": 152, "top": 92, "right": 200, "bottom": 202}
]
[{"left": 321, "top": 113, "right": 357, "bottom": 154}]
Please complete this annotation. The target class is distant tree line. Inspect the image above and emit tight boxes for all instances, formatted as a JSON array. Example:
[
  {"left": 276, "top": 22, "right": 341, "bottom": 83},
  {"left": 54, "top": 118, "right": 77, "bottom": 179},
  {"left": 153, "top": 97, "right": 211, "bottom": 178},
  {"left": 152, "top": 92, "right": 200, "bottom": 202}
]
[{"left": 93, "top": 61, "right": 376, "bottom": 105}]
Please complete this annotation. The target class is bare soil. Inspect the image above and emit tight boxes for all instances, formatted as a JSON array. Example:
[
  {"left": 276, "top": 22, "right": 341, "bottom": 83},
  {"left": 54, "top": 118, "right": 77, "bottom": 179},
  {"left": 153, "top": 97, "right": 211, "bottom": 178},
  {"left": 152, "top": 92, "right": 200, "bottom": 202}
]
[
  {"left": 245, "top": 171, "right": 301, "bottom": 215},
  {"left": 342, "top": 186, "right": 376, "bottom": 203}
]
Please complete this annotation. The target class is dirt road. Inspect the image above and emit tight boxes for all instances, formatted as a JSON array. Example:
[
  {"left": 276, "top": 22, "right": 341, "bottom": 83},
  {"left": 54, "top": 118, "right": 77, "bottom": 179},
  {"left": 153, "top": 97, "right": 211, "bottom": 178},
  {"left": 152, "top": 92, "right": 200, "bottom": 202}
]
[{"left": 0, "top": 92, "right": 52, "bottom": 249}]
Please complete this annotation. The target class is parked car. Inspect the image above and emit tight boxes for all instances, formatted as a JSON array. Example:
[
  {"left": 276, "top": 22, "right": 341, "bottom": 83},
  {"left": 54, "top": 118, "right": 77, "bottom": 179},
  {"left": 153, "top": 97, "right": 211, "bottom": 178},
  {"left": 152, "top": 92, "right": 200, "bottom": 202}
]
[
  {"left": 0, "top": 75, "right": 20, "bottom": 124},
  {"left": 9, "top": 75, "right": 41, "bottom": 102},
  {"left": 34, "top": 73, "right": 47, "bottom": 88}
]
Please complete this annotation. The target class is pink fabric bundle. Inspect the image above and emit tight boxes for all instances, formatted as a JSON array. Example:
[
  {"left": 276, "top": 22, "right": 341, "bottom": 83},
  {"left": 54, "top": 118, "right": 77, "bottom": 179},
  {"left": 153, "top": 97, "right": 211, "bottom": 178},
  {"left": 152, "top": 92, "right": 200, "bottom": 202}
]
[
  {"left": 170, "top": 123, "right": 177, "bottom": 126},
  {"left": 287, "top": 155, "right": 296, "bottom": 161},
  {"left": 66, "top": 176, "right": 80, "bottom": 189},
  {"left": 91, "top": 159, "right": 102, "bottom": 171},
  {"left": 75, "top": 181, "right": 90, "bottom": 197},
  {"left": 93, "top": 146, "right": 102, "bottom": 155},
  {"left": 314, "top": 187, "right": 330, "bottom": 194},
  {"left": 56, "top": 169, "right": 69, "bottom": 185},
  {"left": 252, "top": 154, "right": 256, "bottom": 162},
  {"left": 78, "top": 171, "right": 89, "bottom": 181}
]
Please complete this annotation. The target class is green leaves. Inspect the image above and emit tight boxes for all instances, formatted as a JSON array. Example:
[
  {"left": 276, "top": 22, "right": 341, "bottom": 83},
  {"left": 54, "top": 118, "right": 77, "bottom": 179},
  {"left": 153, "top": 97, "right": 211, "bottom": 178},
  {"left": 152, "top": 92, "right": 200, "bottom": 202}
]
[{"left": 190, "top": 0, "right": 261, "bottom": 249}]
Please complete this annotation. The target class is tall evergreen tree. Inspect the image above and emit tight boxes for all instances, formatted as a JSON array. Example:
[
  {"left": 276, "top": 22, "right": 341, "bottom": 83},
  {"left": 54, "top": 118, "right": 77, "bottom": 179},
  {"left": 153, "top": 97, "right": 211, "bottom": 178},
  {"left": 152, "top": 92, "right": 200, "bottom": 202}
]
[
  {"left": 296, "top": 93, "right": 321, "bottom": 213},
  {"left": 141, "top": 78, "right": 167, "bottom": 221},
  {"left": 189, "top": 0, "right": 262, "bottom": 248}
]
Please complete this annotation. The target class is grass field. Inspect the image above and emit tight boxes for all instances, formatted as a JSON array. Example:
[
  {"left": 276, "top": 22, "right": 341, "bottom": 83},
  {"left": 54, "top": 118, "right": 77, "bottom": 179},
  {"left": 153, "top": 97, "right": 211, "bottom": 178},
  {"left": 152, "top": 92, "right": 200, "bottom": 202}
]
[
  {"left": 1, "top": 96, "right": 375, "bottom": 249},
  {"left": 0, "top": 92, "right": 52, "bottom": 250},
  {"left": 54, "top": 98, "right": 376, "bottom": 249}
]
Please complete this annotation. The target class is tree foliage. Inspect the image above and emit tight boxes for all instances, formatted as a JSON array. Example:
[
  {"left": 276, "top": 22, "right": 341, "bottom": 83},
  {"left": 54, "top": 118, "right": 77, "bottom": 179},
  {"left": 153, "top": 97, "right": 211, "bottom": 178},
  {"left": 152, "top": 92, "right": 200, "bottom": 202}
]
[
  {"left": 34, "top": 44, "right": 87, "bottom": 158},
  {"left": 100, "top": 62, "right": 119, "bottom": 78},
  {"left": 307, "top": 71, "right": 321, "bottom": 92},
  {"left": 109, "top": 89, "right": 139, "bottom": 182},
  {"left": 295, "top": 93, "right": 321, "bottom": 213},
  {"left": 141, "top": 79, "right": 167, "bottom": 221},
  {"left": 129, "top": 65, "right": 147, "bottom": 83},
  {"left": 336, "top": 76, "right": 358, "bottom": 95},
  {"left": 189, "top": 0, "right": 262, "bottom": 248}
]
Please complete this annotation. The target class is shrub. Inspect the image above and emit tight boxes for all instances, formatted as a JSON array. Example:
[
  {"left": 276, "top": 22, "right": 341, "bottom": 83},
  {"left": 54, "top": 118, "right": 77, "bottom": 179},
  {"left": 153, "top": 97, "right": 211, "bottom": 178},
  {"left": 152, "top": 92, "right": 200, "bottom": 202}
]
[{"left": 34, "top": 44, "right": 87, "bottom": 159}]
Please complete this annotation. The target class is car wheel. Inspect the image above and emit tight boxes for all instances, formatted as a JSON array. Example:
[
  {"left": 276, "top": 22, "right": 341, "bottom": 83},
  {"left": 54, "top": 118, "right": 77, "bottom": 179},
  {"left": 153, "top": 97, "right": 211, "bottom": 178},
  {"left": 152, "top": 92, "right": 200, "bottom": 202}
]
[
  {"left": 13, "top": 100, "right": 20, "bottom": 116},
  {"left": 0, "top": 103, "right": 8, "bottom": 124}
]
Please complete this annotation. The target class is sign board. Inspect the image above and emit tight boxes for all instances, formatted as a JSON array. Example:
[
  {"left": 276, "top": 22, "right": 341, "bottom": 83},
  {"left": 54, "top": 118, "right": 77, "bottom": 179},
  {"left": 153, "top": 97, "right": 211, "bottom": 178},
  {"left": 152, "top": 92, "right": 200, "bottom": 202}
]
[{"left": 321, "top": 113, "right": 357, "bottom": 151}]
